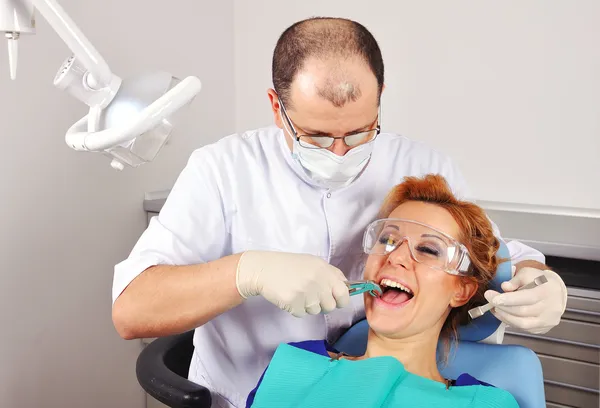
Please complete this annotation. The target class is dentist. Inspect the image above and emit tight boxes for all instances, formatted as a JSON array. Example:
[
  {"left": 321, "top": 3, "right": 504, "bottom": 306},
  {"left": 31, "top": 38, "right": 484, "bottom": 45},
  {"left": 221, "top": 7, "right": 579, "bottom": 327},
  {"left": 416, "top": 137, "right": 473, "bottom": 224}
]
[{"left": 112, "top": 17, "right": 567, "bottom": 408}]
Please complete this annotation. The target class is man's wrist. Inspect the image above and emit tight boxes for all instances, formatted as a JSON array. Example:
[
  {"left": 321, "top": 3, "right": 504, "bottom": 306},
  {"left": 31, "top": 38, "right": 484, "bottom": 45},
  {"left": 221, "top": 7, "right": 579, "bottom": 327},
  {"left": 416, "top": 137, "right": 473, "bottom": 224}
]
[
  {"left": 514, "top": 260, "right": 549, "bottom": 274},
  {"left": 513, "top": 262, "right": 569, "bottom": 313}
]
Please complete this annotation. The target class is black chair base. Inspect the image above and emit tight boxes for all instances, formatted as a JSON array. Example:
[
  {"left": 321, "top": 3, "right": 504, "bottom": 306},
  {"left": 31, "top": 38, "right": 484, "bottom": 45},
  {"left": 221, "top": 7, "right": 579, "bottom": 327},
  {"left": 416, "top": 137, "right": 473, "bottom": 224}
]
[{"left": 136, "top": 331, "right": 212, "bottom": 408}]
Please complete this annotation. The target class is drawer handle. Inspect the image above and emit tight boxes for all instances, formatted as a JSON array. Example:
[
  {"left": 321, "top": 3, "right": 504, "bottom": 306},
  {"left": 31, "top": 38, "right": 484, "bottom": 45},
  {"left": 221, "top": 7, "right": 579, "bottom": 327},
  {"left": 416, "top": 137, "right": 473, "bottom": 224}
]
[
  {"left": 544, "top": 379, "right": 600, "bottom": 394},
  {"left": 505, "top": 331, "right": 600, "bottom": 350},
  {"left": 565, "top": 307, "right": 600, "bottom": 318}
]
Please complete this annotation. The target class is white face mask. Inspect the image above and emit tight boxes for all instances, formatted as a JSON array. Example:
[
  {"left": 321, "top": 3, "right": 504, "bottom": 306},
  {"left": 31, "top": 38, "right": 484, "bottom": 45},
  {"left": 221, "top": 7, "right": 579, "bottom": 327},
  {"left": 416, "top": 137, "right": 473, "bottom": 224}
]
[
  {"left": 290, "top": 137, "right": 374, "bottom": 189},
  {"left": 279, "top": 100, "right": 379, "bottom": 189}
]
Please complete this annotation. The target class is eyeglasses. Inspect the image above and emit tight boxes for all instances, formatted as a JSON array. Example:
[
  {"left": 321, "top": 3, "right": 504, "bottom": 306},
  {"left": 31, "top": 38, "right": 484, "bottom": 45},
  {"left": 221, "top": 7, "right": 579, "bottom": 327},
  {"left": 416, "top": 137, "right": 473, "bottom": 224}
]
[
  {"left": 279, "top": 99, "right": 381, "bottom": 149},
  {"left": 363, "top": 218, "right": 473, "bottom": 276}
]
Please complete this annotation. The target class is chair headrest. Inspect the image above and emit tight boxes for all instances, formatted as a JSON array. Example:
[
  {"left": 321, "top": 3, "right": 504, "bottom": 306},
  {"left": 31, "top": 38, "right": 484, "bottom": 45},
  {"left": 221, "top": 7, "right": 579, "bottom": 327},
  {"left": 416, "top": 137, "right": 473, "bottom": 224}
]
[{"left": 456, "top": 240, "right": 511, "bottom": 342}]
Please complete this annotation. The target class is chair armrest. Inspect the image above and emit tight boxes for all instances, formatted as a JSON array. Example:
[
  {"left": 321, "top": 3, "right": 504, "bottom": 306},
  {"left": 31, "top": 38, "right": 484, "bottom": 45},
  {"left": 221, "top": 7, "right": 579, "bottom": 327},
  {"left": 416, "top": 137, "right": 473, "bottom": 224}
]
[{"left": 136, "top": 332, "right": 212, "bottom": 408}]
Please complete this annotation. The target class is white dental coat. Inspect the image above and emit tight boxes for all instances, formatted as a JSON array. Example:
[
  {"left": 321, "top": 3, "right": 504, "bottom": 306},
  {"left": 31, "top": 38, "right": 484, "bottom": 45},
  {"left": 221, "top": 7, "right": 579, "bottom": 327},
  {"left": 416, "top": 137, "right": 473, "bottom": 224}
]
[{"left": 113, "top": 126, "right": 543, "bottom": 408}]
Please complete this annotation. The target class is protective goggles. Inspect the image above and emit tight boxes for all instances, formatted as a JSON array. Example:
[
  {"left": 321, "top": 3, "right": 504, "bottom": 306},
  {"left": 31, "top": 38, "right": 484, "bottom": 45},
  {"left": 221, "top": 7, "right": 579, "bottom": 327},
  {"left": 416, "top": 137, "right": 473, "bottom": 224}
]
[{"left": 363, "top": 218, "right": 472, "bottom": 276}]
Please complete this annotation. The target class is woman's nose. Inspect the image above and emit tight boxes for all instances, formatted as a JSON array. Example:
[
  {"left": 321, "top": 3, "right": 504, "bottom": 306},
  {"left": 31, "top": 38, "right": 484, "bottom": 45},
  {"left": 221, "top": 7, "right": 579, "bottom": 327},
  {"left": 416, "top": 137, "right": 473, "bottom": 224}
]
[{"left": 387, "top": 239, "right": 414, "bottom": 267}]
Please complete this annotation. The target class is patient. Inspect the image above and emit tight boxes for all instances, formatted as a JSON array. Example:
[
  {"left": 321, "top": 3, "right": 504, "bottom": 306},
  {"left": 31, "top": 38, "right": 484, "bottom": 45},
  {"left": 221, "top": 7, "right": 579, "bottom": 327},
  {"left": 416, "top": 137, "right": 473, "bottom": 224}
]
[{"left": 246, "top": 174, "right": 519, "bottom": 407}]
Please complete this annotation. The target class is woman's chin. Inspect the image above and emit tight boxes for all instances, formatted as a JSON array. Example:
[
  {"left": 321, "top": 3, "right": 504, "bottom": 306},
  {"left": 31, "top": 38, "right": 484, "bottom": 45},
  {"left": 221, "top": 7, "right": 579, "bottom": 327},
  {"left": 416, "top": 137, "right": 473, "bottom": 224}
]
[
  {"left": 368, "top": 320, "right": 408, "bottom": 337},
  {"left": 365, "top": 294, "right": 415, "bottom": 335},
  {"left": 366, "top": 309, "right": 412, "bottom": 336}
]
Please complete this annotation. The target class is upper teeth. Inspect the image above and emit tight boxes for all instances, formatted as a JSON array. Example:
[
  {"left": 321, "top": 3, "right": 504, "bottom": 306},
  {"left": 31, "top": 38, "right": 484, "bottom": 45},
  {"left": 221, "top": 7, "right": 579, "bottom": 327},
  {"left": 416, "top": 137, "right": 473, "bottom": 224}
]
[{"left": 380, "top": 279, "right": 413, "bottom": 294}]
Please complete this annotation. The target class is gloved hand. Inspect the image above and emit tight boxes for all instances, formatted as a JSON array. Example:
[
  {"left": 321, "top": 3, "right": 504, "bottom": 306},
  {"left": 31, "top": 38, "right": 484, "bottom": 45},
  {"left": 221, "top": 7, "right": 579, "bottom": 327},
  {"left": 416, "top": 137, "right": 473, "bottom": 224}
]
[
  {"left": 484, "top": 267, "right": 568, "bottom": 334},
  {"left": 235, "top": 250, "right": 350, "bottom": 317}
]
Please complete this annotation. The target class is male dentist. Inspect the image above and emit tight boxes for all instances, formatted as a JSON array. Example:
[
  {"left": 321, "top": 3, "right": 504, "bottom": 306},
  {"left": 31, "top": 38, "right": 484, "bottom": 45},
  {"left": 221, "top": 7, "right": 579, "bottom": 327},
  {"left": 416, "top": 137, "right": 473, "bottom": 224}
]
[{"left": 112, "top": 17, "right": 567, "bottom": 407}]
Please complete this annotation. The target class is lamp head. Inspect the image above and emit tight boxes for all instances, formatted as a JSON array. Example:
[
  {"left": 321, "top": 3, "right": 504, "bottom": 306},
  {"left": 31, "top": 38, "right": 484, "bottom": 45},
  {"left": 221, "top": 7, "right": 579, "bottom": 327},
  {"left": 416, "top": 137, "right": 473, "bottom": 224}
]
[
  {"left": 101, "top": 72, "right": 186, "bottom": 169},
  {"left": 63, "top": 71, "right": 202, "bottom": 169}
]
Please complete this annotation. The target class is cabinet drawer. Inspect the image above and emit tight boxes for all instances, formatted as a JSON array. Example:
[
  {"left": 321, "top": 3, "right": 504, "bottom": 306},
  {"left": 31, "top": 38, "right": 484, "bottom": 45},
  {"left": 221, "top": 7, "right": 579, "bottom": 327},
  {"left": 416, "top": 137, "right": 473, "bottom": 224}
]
[
  {"left": 544, "top": 319, "right": 599, "bottom": 347},
  {"left": 503, "top": 334, "right": 599, "bottom": 364},
  {"left": 507, "top": 318, "right": 599, "bottom": 347},
  {"left": 538, "top": 354, "right": 599, "bottom": 390},
  {"left": 566, "top": 295, "right": 600, "bottom": 324},
  {"left": 562, "top": 309, "right": 600, "bottom": 325},
  {"left": 544, "top": 381, "right": 599, "bottom": 408},
  {"left": 567, "top": 295, "right": 600, "bottom": 314}
]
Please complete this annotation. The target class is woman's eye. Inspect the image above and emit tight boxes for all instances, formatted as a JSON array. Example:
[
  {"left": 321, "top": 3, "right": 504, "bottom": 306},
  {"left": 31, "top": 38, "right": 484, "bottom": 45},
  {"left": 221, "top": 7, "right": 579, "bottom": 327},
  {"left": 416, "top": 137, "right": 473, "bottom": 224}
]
[
  {"left": 378, "top": 235, "right": 396, "bottom": 245},
  {"left": 416, "top": 245, "right": 441, "bottom": 257}
]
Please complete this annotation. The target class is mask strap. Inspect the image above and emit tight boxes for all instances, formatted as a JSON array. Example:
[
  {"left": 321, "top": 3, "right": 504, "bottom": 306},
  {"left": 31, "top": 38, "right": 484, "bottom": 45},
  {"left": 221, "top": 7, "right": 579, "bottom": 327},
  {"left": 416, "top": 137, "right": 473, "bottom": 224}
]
[
  {"left": 281, "top": 116, "right": 293, "bottom": 141},
  {"left": 278, "top": 99, "right": 296, "bottom": 142}
]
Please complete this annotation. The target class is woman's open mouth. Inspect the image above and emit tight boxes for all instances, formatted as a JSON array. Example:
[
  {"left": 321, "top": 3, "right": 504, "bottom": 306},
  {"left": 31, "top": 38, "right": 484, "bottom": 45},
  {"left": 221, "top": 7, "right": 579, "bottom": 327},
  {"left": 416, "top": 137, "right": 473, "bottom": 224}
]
[{"left": 377, "top": 278, "right": 414, "bottom": 307}]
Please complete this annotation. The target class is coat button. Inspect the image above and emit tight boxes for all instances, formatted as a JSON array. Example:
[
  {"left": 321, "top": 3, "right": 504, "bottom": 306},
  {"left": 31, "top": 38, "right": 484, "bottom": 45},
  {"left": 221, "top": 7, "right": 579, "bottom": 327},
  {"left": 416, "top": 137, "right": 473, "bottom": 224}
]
[{"left": 327, "top": 192, "right": 332, "bottom": 198}]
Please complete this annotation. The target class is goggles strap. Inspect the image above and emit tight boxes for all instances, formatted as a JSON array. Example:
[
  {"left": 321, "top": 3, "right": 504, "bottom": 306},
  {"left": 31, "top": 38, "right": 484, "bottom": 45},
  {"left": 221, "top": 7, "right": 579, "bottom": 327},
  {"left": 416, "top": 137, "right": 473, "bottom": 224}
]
[{"left": 457, "top": 255, "right": 471, "bottom": 273}]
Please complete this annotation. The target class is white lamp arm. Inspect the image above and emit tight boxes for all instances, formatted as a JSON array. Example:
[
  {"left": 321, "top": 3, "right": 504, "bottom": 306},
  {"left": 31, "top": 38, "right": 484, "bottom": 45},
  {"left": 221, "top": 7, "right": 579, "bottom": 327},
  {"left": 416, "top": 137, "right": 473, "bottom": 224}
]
[{"left": 32, "top": 0, "right": 113, "bottom": 88}]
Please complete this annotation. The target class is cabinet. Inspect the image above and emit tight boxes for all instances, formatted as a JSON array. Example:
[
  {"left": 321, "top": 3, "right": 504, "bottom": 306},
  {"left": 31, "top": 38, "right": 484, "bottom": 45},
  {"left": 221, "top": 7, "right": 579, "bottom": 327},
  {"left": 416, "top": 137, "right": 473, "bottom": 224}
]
[{"left": 504, "top": 287, "right": 600, "bottom": 407}]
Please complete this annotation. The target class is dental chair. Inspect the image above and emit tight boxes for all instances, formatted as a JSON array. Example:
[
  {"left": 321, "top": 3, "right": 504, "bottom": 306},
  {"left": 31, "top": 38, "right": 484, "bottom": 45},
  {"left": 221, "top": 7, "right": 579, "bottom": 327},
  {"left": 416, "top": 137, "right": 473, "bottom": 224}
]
[{"left": 136, "top": 242, "right": 545, "bottom": 408}]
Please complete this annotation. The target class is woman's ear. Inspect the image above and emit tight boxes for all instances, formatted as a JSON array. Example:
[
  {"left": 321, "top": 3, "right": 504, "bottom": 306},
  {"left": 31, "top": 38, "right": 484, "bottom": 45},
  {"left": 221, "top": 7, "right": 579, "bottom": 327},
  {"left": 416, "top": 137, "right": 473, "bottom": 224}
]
[{"left": 450, "top": 277, "right": 478, "bottom": 308}]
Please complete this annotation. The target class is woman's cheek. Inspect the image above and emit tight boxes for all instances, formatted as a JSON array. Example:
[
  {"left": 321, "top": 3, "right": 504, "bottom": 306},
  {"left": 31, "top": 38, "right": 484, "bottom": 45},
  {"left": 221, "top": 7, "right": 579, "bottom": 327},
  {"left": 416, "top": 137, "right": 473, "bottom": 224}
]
[{"left": 363, "top": 259, "right": 381, "bottom": 280}]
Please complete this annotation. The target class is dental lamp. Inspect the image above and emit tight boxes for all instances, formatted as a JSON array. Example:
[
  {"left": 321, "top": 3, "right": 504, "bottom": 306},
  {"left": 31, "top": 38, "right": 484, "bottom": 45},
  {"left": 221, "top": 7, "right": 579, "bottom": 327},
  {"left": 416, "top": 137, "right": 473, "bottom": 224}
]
[{"left": 1, "top": 0, "right": 202, "bottom": 170}]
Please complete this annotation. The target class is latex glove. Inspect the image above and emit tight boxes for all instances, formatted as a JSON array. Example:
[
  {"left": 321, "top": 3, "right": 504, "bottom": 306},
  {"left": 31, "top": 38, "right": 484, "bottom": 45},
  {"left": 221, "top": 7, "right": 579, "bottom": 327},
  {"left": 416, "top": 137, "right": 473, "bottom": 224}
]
[
  {"left": 235, "top": 250, "right": 350, "bottom": 317},
  {"left": 484, "top": 267, "right": 568, "bottom": 334}
]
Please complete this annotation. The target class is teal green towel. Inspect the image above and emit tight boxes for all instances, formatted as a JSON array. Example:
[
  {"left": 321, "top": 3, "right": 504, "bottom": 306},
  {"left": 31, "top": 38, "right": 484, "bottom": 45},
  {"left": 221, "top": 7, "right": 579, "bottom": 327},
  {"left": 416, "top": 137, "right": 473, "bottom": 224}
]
[{"left": 251, "top": 343, "right": 519, "bottom": 407}]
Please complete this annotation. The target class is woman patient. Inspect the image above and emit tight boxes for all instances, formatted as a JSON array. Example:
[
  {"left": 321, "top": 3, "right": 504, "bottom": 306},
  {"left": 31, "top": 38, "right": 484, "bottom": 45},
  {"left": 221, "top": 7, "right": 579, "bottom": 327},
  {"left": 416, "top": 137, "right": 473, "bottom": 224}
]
[{"left": 246, "top": 174, "right": 519, "bottom": 407}]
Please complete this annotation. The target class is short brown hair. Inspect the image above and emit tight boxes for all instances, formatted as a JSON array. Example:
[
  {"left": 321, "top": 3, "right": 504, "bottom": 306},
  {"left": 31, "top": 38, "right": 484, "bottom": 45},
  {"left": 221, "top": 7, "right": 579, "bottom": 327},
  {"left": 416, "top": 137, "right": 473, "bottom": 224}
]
[
  {"left": 379, "top": 174, "right": 500, "bottom": 346},
  {"left": 272, "top": 17, "right": 384, "bottom": 108}
]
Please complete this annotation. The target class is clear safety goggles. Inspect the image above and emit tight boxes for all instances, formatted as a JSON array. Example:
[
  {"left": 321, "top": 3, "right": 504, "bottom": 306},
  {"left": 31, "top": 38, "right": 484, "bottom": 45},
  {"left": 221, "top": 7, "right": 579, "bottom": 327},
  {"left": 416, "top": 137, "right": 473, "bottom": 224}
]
[{"left": 363, "top": 218, "right": 472, "bottom": 276}]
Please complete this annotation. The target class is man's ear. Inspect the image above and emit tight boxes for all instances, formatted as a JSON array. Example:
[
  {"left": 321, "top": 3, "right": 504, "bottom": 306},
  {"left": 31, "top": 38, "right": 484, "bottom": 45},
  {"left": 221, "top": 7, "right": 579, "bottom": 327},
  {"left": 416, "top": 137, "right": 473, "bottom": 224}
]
[
  {"left": 267, "top": 89, "right": 283, "bottom": 129},
  {"left": 450, "top": 277, "right": 478, "bottom": 308}
]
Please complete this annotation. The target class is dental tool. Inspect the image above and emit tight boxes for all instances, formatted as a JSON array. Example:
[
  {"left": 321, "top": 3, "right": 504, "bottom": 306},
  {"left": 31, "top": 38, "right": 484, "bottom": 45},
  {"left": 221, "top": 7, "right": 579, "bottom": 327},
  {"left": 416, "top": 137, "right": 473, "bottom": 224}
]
[
  {"left": 468, "top": 275, "right": 548, "bottom": 319},
  {"left": 346, "top": 280, "right": 383, "bottom": 297}
]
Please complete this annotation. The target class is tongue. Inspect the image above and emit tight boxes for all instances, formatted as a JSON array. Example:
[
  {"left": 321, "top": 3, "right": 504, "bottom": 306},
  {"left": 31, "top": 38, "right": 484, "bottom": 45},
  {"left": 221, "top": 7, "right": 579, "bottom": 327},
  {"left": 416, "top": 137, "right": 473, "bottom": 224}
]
[{"left": 381, "top": 289, "right": 410, "bottom": 304}]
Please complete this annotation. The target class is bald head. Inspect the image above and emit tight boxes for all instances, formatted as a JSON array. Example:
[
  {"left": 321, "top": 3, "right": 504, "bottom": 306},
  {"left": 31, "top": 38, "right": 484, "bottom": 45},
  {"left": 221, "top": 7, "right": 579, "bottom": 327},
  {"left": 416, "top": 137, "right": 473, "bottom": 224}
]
[{"left": 272, "top": 17, "right": 384, "bottom": 109}]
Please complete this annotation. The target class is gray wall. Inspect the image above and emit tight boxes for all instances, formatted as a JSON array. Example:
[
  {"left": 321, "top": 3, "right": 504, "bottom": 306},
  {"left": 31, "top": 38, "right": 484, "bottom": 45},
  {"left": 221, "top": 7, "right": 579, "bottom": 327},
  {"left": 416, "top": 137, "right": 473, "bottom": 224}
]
[
  {"left": 0, "top": 0, "right": 234, "bottom": 407},
  {"left": 234, "top": 0, "right": 600, "bottom": 209}
]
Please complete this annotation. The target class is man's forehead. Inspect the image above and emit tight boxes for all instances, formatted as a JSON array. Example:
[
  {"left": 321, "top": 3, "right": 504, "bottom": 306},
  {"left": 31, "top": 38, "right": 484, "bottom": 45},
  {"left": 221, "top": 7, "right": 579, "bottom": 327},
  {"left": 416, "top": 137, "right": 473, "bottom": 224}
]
[
  {"left": 286, "top": 64, "right": 379, "bottom": 134},
  {"left": 294, "top": 58, "right": 378, "bottom": 98}
]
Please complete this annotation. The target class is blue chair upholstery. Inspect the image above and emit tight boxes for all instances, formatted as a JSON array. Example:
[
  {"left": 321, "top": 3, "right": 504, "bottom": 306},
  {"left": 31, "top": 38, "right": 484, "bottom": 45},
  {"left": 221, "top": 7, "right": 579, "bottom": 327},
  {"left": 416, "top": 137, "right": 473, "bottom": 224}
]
[
  {"left": 457, "top": 240, "right": 511, "bottom": 342},
  {"left": 333, "top": 241, "right": 545, "bottom": 408}
]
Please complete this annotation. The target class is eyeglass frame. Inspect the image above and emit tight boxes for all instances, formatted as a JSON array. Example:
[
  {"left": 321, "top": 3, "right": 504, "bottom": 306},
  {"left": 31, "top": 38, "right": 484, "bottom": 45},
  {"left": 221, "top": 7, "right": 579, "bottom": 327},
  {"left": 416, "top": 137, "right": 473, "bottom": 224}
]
[
  {"left": 278, "top": 98, "right": 381, "bottom": 149},
  {"left": 362, "top": 218, "right": 473, "bottom": 276}
]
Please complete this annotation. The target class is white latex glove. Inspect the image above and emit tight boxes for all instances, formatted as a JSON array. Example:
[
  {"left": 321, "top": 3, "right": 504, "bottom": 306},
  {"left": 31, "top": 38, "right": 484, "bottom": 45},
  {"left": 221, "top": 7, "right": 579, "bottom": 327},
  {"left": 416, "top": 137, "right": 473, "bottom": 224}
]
[
  {"left": 235, "top": 250, "right": 350, "bottom": 317},
  {"left": 484, "top": 267, "right": 568, "bottom": 334}
]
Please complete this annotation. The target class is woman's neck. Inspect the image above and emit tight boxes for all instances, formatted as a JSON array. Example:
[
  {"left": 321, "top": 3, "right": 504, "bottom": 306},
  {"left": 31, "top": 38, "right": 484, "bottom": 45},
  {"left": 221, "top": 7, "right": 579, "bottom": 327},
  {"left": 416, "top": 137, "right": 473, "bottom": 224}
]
[{"left": 363, "top": 329, "right": 445, "bottom": 383}]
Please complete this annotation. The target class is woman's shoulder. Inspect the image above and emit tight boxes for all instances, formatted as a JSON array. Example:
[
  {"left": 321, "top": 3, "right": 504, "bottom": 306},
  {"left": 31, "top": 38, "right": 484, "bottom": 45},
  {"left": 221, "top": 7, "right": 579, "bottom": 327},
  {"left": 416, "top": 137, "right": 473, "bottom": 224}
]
[
  {"left": 454, "top": 373, "right": 519, "bottom": 407},
  {"left": 471, "top": 384, "right": 520, "bottom": 407},
  {"left": 286, "top": 339, "right": 333, "bottom": 356},
  {"left": 455, "top": 373, "right": 495, "bottom": 387},
  {"left": 245, "top": 340, "right": 335, "bottom": 407}
]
